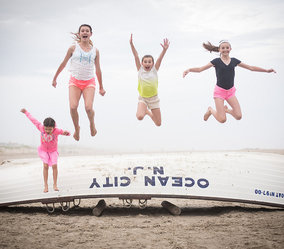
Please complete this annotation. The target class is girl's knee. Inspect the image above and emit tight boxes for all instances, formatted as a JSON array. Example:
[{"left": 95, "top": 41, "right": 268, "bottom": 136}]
[
  {"left": 218, "top": 116, "right": 227, "bottom": 123},
  {"left": 70, "top": 105, "right": 78, "bottom": 112},
  {"left": 85, "top": 105, "right": 94, "bottom": 114},
  {"left": 235, "top": 113, "right": 242, "bottom": 120},
  {"left": 136, "top": 114, "right": 144, "bottom": 121},
  {"left": 155, "top": 121, "right": 161, "bottom": 126},
  {"left": 136, "top": 111, "right": 146, "bottom": 120}
]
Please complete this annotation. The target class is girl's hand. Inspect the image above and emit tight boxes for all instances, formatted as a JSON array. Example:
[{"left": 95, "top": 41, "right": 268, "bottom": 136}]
[
  {"left": 183, "top": 69, "right": 190, "bottom": 78},
  {"left": 99, "top": 88, "right": 106, "bottom": 96},
  {"left": 130, "top": 33, "right": 133, "bottom": 45},
  {"left": 63, "top": 131, "right": 71, "bottom": 136},
  {"left": 267, "top": 69, "right": 276, "bottom": 73},
  {"left": 160, "top": 38, "right": 170, "bottom": 51},
  {"left": 52, "top": 80, "right": 57, "bottom": 88},
  {"left": 21, "top": 108, "right": 27, "bottom": 113}
]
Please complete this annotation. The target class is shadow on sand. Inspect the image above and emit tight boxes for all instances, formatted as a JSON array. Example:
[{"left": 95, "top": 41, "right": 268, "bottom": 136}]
[{"left": 1, "top": 204, "right": 283, "bottom": 216}]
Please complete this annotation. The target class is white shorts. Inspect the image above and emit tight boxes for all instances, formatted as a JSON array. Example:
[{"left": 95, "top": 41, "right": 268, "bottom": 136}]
[{"left": 138, "top": 95, "right": 160, "bottom": 110}]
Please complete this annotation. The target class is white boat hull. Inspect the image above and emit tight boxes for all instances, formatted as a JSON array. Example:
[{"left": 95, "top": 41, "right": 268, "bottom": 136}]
[{"left": 0, "top": 152, "right": 283, "bottom": 208}]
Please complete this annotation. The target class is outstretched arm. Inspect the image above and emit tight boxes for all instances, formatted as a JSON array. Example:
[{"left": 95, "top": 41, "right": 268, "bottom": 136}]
[
  {"left": 155, "top": 38, "right": 170, "bottom": 71},
  {"left": 52, "top": 45, "right": 75, "bottom": 88},
  {"left": 20, "top": 108, "right": 43, "bottom": 131},
  {"left": 95, "top": 49, "right": 106, "bottom": 96},
  {"left": 238, "top": 63, "right": 276, "bottom": 73},
  {"left": 183, "top": 63, "right": 213, "bottom": 78},
  {"left": 62, "top": 131, "right": 71, "bottom": 136},
  {"left": 59, "top": 130, "right": 70, "bottom": 136},
  {"left": 53, "top": 128, "right": 71, "bottom": 136},
  {"left": 130, "top": 34, "right": 141, "bottom": 71}
]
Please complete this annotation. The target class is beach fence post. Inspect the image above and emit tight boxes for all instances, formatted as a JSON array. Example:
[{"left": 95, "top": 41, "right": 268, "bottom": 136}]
[
  {"left": 161, "top": 201, "right": 181, "bottom": 216},
  {"left": 92, "top": 199, "right": 106, "bottom": 216}
]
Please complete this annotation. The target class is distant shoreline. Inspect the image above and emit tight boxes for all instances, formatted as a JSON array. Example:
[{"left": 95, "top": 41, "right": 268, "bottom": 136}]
[{"left": 0, "top": 143, "right": 283, "bottom": 162}]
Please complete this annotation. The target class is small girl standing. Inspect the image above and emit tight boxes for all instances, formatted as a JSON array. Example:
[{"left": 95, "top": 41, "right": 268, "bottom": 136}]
[
  {"left": 183, "top": 40, "right": 276, "bottom": 123},
  {"left": 21, "top": 108, "right": 70, "bottom": 193},
  {"left": 52, "top": 24, "right": 106, "bottom": 141},
  {"left": 130, "top": 34, "right": 169, "bottom": 126}
]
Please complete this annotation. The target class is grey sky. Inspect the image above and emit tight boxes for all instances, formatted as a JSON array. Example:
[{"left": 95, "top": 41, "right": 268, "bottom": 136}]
[{"left": 0, "top": 0, "right": 284, "bottom": 152}]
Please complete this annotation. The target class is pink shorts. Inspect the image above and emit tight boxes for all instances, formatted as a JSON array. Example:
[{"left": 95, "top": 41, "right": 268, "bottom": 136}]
[
  {"left": 38, "top": 148, "right": 59, "bottom": 167},
  {"left": 214, "top": 85, "right": 236, "bottom": 100},
  {"left": 69, "top": 76, "right": 96, "bottom": 91}
]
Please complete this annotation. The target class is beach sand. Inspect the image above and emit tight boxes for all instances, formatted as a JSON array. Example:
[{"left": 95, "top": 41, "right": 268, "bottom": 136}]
[{"left": 0, "top": 145, "right": 284, "bottom": 249}]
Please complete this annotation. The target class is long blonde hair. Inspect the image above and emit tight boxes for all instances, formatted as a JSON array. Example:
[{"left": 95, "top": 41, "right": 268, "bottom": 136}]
[{"left": 71, "top": 24, "right": 93, "bottom": 46}]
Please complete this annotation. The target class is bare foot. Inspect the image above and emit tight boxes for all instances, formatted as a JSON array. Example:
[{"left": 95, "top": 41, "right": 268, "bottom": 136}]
[
  {"left": 146, "top": 109, "right": 153, "bottom": 119},
  {"left": 90, "top": 122, "right": 97, "bottom": 137},
  {"left": 204, "top": 107, "right": 212, "bottom": 121},
  {"left": 73, "top": 127, "right": 80, "bottom": 141},
  {"left": 44, "top": 186, "right": 48, "bottom": 193},
  {"left": 53, "top": 185, "right": 59, "bottom": 191},
  {"left": 224, "top": 105, "right": 234, "bottom": 116},
  {"left": 224, "top": 105, "right": 229, "bottom": 113}
]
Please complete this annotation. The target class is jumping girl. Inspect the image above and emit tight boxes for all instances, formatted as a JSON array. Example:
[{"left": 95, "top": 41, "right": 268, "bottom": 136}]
[
  {"left": 130, "top": 34, "right": 169, "bottom": 126},
  {"left": 21, "top": 108, "right": 70, "bottom": 193},
  {"left": 52, "top": 24, "right": 106, "bottom": 141},
  {"left": 183, "top": 40, "right": 276, "bottom": 123}
]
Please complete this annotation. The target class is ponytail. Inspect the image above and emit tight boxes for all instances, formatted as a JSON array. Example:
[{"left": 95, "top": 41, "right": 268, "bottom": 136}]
[{"left": 202, "top": 42, "right": 219, "bottom": 53}]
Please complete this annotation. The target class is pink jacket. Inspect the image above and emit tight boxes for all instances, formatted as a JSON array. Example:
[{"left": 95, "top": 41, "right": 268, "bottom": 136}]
[{"left": 25, "top": 111, "right": 66, "bottom": 152}]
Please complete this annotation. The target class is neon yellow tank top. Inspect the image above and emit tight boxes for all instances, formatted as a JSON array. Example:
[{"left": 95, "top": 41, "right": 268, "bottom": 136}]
[{"left": 138, "top": 67, "right": 158, "bottom": 98}]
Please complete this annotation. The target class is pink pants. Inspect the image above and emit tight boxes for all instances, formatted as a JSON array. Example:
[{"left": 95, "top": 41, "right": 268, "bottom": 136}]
[{"left": 214, "top": 85, "right": 236, "bottom": 100}]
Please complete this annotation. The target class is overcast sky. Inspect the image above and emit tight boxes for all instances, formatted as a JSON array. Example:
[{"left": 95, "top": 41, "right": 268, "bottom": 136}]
[{"left": 0, "top": 0, "right": 283, "bottom": 153}]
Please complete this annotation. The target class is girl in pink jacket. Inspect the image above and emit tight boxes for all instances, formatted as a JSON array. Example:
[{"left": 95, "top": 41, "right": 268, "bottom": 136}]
[{"left": 21, "top": 108, "right": 70, "bottom": 193}]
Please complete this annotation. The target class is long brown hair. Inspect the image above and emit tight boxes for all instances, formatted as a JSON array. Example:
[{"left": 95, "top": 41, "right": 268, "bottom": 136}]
[
  {"left": 203, "top": 40, "right": 231, "bottom": 53},
  {"left": 72, "top": 24, "right": 93, "bottom": 46},
  {"left": 202, "top": 41, "right": 219, "bottom": 53}
]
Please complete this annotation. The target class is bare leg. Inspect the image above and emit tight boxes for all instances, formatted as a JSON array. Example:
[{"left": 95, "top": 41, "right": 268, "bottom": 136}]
[
  {"left": 136, "top": 102, "right": 161, "bottom": 126},
  {"left": 136, "top": 102, "right": 148, "bottom": 121},
  {"left": 82, "top": 87, "right": 97, "bottom": 136},
  {"left": 150, "top": 108, "right": 161, "bottom": 126},
  {"left": 225, "top": 96, "right": 242, "bottom": 120},
  {"left": 52, "top": 164, "right": 59, "bottom": 191},
  {"left": 43, "top": 163, "right": 49, "bottom": 193},
  {"left": 69, "top": 86, "right": 82, "bottom": 141},
  {"left": 204, "top": 98, "right": 227, "bottom": 123}
]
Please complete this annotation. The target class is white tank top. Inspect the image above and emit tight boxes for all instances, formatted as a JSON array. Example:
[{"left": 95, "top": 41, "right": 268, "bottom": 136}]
[{"left": 69, "top": 43, "right": 96, "bottom": 80}]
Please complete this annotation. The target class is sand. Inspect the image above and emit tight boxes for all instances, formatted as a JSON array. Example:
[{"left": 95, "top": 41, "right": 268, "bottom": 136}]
[{"left": 0, "top": 145, "right": 284, "bottom": 249}]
